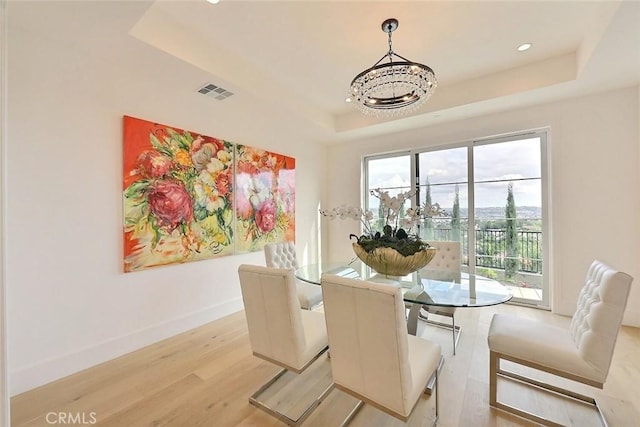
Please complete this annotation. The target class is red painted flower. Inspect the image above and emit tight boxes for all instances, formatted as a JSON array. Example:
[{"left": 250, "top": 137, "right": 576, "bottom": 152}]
[
  {"left": 148, "top": 180, "right": 194, "bottom": 231},
  {"left": 215, "top": 169, "right": 232, "bottom": 198},
  {"left": 136, "top": 151, "right": 173, "bottom": 178},
  {"left": 236, "top": 160, "right": 259, "bottom": 176},
  {"left": 255, "top": 199, "right": 277, "bottom": 233}
]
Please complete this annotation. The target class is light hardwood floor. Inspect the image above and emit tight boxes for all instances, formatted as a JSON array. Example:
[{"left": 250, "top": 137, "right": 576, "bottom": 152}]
[{"left": 11, "top": 304, "right": 640, "bottom": 426}]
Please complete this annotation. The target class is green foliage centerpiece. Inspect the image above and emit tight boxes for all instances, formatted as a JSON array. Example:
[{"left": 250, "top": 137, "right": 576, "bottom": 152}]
[{"left": 321, "top": 189, "right": 443, "bottom": 277}]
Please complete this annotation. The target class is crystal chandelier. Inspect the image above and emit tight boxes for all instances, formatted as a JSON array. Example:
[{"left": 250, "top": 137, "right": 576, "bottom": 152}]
[{"left": 347, "top": 18, "right": 437, "bottom": 117}]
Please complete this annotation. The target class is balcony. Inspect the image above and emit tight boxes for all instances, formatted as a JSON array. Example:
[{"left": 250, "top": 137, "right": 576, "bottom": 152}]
[{"left": 425, "top": 228, "right": 543, "bottom": 301}]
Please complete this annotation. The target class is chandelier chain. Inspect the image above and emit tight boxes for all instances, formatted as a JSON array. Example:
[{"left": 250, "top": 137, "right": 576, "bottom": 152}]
[{"left": 388, "top": 31, "right": 396, "bottom": 97}]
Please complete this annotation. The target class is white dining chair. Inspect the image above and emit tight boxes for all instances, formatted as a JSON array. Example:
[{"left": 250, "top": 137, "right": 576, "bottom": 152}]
[
  {"left": 488, "top": 260, "right": 633, "bottom": 426},
  {"left": 264, "top": 241, "right": 323, "bottom": 310},
  {"left": 321, "top": 273, "right": 443, "bottom": 426},
  {"left": 238, "top": 264, "right": 332, "bottom": 426},
  {"left": 419, "top": 241, "right": 462, "bottom": 355}
]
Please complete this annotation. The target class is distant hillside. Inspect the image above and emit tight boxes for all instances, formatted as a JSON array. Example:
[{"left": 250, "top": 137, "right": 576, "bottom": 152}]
[{"left": 448, "top": 206, "right": 541, "bottom": 220}]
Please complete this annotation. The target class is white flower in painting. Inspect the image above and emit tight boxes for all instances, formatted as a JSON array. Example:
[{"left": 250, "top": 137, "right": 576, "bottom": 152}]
[
  {"left": 198, "top": 169, "right": 215, "bottom": 187},
  {"left": 206, "top": 157, "right": 225, "bottom": 173},
  {"left": 245, "top": 177, "right": 270, "bottom": 208},
  {"left": 216, "top": 149, "right": 232, "bottom": 164},
  {"left": 194, "top": 178, "right": 225, "bottom": 212}
]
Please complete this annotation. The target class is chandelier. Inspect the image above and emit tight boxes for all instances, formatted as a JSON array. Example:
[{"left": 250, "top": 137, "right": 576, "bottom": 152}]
[{"left": 347, "top": 18, "right": 437, "bottom": 117}]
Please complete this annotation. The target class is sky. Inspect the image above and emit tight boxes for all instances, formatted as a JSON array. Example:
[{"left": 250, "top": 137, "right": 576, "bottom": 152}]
[{"left": 367, "top": 137, "right": 542, "bottom": 209}]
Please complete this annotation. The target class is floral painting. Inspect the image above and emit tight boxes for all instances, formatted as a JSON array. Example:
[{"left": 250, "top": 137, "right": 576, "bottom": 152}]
[
  {"left": 123, "top": 116, "right": 234, "bottom": 272},
  {"left": 235, "top": 144, "right": 295, "bottom": 252}
]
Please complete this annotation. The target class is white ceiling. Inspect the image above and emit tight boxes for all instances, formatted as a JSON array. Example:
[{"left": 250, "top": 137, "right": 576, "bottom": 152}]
[{"left": 9, "top": 0, "right": 640, "bottom": 143}]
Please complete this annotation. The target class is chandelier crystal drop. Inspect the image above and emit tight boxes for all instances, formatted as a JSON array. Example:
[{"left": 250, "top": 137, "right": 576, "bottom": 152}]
[{"left": 348, "top": 18, "right": 437, "bottom": 117}]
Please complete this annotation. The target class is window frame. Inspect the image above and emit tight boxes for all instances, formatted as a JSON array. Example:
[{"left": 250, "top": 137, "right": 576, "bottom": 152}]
[{"left": 363, "top": 129, "right": 550, "bottom": 309}]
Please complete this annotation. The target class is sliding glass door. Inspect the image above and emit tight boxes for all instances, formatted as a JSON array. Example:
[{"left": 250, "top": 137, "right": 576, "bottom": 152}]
[
  {"left": 473, "top": 135, "right": 546, "bottom": 306},
  {"left": 364, "top": 131, "right": 548, "bottom": 308}
]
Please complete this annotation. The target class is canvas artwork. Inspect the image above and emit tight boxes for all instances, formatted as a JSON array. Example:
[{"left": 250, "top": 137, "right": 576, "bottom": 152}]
[
  {"left": 234, "top": 144, "right": 295, "bottom": 253},
  {"left": 123, "top": 116, "right": 235, "bottom": 272}
]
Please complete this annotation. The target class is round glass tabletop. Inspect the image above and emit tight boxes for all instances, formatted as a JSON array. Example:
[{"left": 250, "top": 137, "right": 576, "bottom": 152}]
[{"left": 295, "top": 260, "right": 512, "bottom": 308}]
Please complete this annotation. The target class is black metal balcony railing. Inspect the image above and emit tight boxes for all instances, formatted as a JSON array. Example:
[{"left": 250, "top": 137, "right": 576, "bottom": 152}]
[{"left": 421, "top": 228, "right": 543, "bottom": 274}]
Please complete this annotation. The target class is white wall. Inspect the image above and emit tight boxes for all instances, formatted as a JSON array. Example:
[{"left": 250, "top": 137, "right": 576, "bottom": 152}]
[
  {"left": 0, "top": 0, "right": 8, "bottom": 422},
  {"left": 6, "top": 4, "right": 326, "bottom": 395},
  {"left": 325, "top": 86, "right": 640, "bottom": 326}
]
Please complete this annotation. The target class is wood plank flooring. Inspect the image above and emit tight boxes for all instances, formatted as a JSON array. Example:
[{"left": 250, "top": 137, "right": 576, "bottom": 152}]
[{"left": 11, "top": 304, "right": 640, "bottom": 426}]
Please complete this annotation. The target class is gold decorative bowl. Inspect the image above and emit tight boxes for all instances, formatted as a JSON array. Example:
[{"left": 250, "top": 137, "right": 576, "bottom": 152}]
[{"left": 352, "top": 243, "right": 437, "bottom": 277}]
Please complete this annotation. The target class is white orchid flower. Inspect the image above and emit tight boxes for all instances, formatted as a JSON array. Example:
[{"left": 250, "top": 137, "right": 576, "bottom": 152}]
[
  {"left": 379, "top": 192, "right": 391, "bottom": 206},
  {"left": 348, "top": 207, "right": 362, "bottom": 220},
  {"left": 400, "top": 218, "right": 416, "bottom": 229},
  {"left": 323, "top": 210, "right": 337, "bottom": 219},
  {"left": 388, "top": 197, "right": 402, "bottom": 212}
]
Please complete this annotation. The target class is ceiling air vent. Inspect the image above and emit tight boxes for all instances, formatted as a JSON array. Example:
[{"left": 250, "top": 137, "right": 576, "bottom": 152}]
[{"left": 196, "top": 83, "right": 234, "bottom": 101}]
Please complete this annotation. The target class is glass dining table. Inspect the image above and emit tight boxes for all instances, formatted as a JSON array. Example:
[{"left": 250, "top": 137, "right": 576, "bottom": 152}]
[{"left": 294, "top": 260, "right": 513, "bottom": 336}]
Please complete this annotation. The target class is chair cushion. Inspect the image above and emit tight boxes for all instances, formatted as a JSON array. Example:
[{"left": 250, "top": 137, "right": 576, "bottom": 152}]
[
  {"left": 300, "top": 309, "right": 328, "bottom": 365},
  {"left": 426, "top": 306, "right": 456, "bottom": 316},
  {"left": 406, "top": 335, "right": 441, "bottom": 415},
  {"left": 488, "top": 313, "right": 603, "bottom": 383},
  {"left": 296, "top": 280, "right": 323, "bottom": 309}
]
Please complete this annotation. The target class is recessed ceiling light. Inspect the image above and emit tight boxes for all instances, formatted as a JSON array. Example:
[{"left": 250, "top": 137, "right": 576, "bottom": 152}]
[
  {"left": 206, "top": 0, "right": 220, "bottom": 4},
  {"left": 517, "top": 43, "right": 532, "bottom": 52}
]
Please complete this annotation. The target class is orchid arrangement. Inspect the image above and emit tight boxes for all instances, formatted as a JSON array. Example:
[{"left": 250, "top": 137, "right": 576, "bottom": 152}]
[{"left": 320, "top": 188, "right": 447, "bottom": 256}]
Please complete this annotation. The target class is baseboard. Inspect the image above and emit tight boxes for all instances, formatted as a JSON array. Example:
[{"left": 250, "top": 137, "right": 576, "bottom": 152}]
[
  {"left": 10, "top": 298, "right": 244, "bottom": 396},
  {"left": 623, "top": 308, "right": 640, "bottom": 327}
]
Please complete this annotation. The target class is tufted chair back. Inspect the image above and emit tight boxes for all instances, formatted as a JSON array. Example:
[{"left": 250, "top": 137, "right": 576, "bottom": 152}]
[
  {"left": 418, "top": 241, "right": 462, "bottom": 354},
  {"left": 569, "top": 260, "right": 633, "bottom": 383},
  {"left": 420, "top": 241, "right": 461, "bottom": 282},
  {"left": 264, "top": 241, "right": 299, "bottom": 269}
]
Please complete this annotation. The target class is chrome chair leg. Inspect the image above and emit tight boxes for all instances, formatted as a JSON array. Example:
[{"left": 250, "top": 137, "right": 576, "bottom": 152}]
[
  {"left": 419, "top": 307, "right": 461, "bottom": 355},
  {"left": 339, "top": 400, "right": 365, "bottom": 427},
  {"left": 249, "top": 354, "right": 335, "bottom": 427}
]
